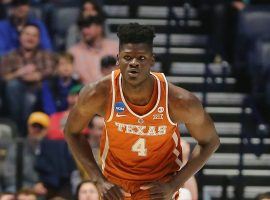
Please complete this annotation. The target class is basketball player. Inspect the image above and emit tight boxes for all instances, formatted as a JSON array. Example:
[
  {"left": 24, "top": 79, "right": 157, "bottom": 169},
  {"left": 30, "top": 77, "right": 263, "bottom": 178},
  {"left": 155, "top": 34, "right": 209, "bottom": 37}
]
[{"left": 64, "top": 23, "right": 220, "bottom": 200}]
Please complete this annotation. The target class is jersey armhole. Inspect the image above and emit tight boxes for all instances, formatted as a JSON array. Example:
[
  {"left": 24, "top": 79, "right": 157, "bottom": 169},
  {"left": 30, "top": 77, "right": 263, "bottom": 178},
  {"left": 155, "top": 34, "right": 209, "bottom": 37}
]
[
  {"left": 105, "top": 71, "right": 115, "bottom": 122},
  {"left": 161, "top": 73, "right": 178, "bottom": 126}
]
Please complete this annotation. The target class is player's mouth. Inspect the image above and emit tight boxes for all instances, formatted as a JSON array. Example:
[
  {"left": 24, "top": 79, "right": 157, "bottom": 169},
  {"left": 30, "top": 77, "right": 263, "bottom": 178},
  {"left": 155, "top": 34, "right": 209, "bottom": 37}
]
[{"left": 127, "top": 69, "right": 139, "bottom": 78}]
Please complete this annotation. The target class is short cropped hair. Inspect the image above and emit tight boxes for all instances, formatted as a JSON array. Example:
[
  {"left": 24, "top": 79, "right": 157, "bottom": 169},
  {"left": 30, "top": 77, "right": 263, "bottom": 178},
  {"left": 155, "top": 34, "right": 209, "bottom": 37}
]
[
  {"left": 101, "top": 55, "right": 116, "bottom": 69},
  {"left": 57, "top": 52, "right": 74, "bottom": 64},
  {"left": 21, "top": 23, "right": 40, "bottom": 34},
  {"left": 11, "top": 0, "right": 30, "bottom": 7},
  {"left": 77, "top": 15, "right": 104, "bottom": 30},
  {"left": 117, "top": 23, "right": 155, "bottom": 48}
]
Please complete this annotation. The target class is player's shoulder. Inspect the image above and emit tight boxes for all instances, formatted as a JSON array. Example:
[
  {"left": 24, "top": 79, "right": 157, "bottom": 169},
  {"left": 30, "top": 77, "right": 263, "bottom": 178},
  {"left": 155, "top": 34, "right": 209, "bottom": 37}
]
[
  {"left": 167, "top": 82, "right": 203, "bottom": 123},
  {"left": 77, "top": 75, "right": 111, "bottom": 108},
  {"left": 168, "top": 82, "right": 200, "bottom": 110}
]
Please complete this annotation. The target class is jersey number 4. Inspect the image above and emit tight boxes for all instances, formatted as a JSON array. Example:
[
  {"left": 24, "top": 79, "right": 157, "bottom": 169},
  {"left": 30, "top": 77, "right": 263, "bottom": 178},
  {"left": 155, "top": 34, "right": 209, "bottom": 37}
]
[{"left": 131, "top": 138, "right": 147, "bottom": 156}]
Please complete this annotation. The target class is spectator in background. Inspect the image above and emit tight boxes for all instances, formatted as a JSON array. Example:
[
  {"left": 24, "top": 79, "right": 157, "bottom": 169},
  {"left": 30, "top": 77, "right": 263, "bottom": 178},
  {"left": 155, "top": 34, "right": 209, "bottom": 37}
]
[
  {"left": 69, "top": 15, "right": 118, "bottom": 84},
  {"left": 70, "top": 115, "right": 103, "bottom": 194},
  {"left": 0, "top": 193, "right": 15, "bottom": 200},
  {"left": 47, "top": 84, "right": 89, "bottom": 140},
  {"left": 75, "top": 181, "right": 100, "bottom": 200},
  {"left": 179, "top": 140, "right": 198, "bottom": 200},
  {"left": 2, "top": 112, "right": 49, "bottom": 196},
  {"left": 34, "top": 134, "right": 76, "bottom": 199},
  {"left": 16, "top": 189, "right": 37, "bottom": 200},
  {"left": 100, "top": 55, "right": 117, "bottom": 76},
  {"left": 87, "top": 115, "right": 103, "bottom": 166},
  {"left": 0, "top": 0, "right": 52, "bottom": 56},
  {"left": 66, "top": 0, "right": 105, "bottom": 49},
  {"left": 0, "top": 23, "right": 56, "bottom": 134},
  {"left": 41, "top": 52, "right": 80, "bottom": 115}
]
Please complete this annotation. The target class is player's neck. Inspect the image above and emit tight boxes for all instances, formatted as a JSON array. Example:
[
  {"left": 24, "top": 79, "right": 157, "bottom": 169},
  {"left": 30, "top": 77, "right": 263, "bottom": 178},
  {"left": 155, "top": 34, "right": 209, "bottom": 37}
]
[{"left": 122, "top": 75, "right": 155, "bottom": 106}]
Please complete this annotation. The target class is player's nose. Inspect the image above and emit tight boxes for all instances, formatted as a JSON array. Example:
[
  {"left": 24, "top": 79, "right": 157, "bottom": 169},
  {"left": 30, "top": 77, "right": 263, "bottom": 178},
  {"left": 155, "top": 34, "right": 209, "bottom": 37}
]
[{"left": 129, "top": 58, "right": 139, "bottom": 67}]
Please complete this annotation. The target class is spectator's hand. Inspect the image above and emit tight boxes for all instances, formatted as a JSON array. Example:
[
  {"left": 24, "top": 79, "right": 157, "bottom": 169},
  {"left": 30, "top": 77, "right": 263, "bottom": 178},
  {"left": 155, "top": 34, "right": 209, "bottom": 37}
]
[
  {"left": 96, "top": 180, "right": 131, "bottom": 200},
  {"left": 16, "top": 64, "right": 36, "bottom": 77},
  {"left": 21, "top": 71, "right": 42, "bottom": 82},
  {"left": 140, "top": 181, "right": 176, "bottom": 200},
  {"left": 33, "top": 182, "right": 47, "bottom": 195}
]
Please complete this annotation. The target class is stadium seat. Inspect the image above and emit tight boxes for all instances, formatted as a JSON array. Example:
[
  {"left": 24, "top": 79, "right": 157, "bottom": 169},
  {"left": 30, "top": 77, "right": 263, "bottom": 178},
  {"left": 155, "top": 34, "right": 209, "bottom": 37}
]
[
  {"left": 30, "top": 6, "right": 43, "bottom": 19},
  {"left": 234, "top": 5, "right": 270, "bottom": 73},
  {"left": 0, "top": 118, "right": 18, "bottom": 191},
  {"left": 51, "top": 6, "right": 80, "bottom": 50}
]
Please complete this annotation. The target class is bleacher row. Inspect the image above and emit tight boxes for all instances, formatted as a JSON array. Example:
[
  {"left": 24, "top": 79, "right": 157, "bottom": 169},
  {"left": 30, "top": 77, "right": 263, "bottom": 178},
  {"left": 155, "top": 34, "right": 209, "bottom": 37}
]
[{"left": 0, "top": 0, "right": 270, "bottom": 199}]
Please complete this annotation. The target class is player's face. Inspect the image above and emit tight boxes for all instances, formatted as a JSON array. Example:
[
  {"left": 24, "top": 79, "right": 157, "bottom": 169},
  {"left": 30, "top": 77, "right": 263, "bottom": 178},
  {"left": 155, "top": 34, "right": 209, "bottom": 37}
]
[{"left": 118, "top": 43, "right": 154, "bottom": 86}]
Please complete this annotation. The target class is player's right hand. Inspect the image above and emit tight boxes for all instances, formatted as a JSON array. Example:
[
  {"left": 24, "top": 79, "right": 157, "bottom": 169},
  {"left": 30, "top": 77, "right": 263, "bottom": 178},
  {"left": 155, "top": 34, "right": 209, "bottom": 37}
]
[{"left": 97, "top": 180, "right": 131, "bottom": 200}]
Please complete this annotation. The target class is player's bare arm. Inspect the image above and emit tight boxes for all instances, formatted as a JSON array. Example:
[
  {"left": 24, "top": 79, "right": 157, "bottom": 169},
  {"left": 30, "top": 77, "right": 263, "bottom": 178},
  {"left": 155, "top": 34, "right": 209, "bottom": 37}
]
[
  {"left": 141, "top": 83, "right": 220, "bottom": 199},
  {"left": 64, "top": 76, "right": 129, "bottom": 200}
]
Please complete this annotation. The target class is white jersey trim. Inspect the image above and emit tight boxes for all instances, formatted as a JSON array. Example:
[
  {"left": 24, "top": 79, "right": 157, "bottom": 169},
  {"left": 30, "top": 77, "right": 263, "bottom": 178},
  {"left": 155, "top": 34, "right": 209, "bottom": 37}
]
[
  {"left": 161, "top": 73, "right": 178, "bottom": 126},
  {"left": 107, "top": 71, "right": 115, "bottom": 122},
  {"left": 172, "top": 132, "right": 182, "bottom": 169},
  {"left": 101, "top": 124, "right": 110, "bottom": 171},
  {"left": 119, "top": 73, "right": 161, "bottom": 119}
]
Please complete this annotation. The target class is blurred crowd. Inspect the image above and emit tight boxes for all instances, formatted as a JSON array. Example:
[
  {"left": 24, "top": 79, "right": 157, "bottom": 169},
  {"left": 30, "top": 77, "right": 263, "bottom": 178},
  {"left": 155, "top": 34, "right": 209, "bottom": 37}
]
[
  {"left": 0, "top": 0, "right": 118, "bottom": 134},
  {"left": 0, "top": 0, "right": 270, "bottom": 199},
  {"left": 0, "top": 0, "right": 119, "bottom": 199}
]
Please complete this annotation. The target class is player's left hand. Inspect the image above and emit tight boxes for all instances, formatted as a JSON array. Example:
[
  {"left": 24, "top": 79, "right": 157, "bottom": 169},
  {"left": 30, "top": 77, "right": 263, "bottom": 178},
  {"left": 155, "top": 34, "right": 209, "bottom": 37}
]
[{"left": 140, "top": 181, "right": 176, "bottom": 200}]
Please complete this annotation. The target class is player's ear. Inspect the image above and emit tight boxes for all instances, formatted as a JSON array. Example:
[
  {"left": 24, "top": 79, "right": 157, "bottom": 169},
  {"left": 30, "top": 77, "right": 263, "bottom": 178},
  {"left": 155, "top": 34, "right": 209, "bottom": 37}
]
[{"left": 151, "top": 53, "right": 155, "bottom": 67}]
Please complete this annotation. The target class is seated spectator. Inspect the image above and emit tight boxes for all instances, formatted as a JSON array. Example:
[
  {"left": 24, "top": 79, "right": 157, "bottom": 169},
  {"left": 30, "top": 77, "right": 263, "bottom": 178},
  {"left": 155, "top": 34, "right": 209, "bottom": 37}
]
[
  {"left": 34, "top": 137, "right": 76, "bottom": 199},
  {"left": 100, "top": 55, "right": 117, "bottom": 77},
  {"left": 0, "top": 192, "right": 15, "bottom": 200},
  {"left": 75, "top": 181, "right": 100, "bottom": 200},
  {"left": 16, "top": 188, "right": 37, "bottom": 200},
  {"left": 47, "top": 84, "right": 89, "bottom": 140},
  {"left": 2, "top": 112, "right": 49, "bottom": 196},
  {"left": 66, "top": 0, "right": 105, "bottom": 49},
  {"left": 69, "top": 15, "right": 118, "bottom": 84},
  {"left": 0, "top": 23, "right": 56, "bottom": 135},
  {"left": 87, "top": 115, "right": 103, "bottom": 166},
  {"left": 41, "top": 52, "right": 80, "bottom": 115},
  {"left": 0, "top": 0, "right": 52, "bottom": 56},
  {"left": 70, "top": 115, "right": 103, "bottom": 192},
  {"left": 179, "top": 140, "right": 198, "bottom": 200}
]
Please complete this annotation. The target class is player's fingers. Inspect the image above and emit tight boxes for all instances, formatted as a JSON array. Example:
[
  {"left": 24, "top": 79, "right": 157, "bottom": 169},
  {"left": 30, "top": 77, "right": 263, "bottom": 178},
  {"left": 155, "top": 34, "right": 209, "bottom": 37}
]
[{"left": 120, "top": 189, "right": 131, "bottom": 197}]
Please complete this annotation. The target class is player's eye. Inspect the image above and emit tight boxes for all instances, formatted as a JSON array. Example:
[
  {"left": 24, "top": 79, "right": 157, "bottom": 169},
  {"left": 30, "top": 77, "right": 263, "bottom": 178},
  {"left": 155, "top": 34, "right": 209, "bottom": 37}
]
[
  {"left": 124, "top": 55, "right": 132, "bottom": 60},
  {"left": 139, "top": 56, "right": 146, "bottom": 61}
]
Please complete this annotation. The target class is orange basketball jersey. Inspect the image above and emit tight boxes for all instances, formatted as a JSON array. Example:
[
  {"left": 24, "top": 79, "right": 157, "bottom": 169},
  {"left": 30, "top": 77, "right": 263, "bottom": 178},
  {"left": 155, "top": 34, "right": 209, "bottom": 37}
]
[{"left": 100, "top": 69, "right": 183, "bottom": 193}]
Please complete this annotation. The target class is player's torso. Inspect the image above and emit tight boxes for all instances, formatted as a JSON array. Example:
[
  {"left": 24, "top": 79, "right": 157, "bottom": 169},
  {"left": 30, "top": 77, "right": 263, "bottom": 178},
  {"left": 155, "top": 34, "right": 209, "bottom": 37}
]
[{"left": 100, "top": 70, "right": 182, "bottom": 184}]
